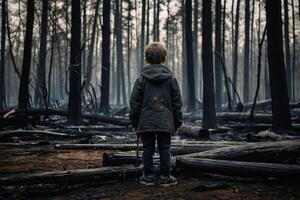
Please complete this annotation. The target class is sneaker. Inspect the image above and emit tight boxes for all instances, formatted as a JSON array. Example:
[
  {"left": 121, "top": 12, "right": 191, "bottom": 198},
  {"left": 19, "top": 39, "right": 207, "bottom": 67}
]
[
  {"left": 139, "top": 174, "right": 155, "bottom": 186},
  {"left": 159, "top": 175, "right": 177, "bottom": 187}
]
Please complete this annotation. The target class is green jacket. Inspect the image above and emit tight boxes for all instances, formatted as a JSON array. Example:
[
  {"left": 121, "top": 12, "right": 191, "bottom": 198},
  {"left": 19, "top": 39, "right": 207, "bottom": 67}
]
[{"left": 129, "top": 64, "right": 183, "bottom": 134}]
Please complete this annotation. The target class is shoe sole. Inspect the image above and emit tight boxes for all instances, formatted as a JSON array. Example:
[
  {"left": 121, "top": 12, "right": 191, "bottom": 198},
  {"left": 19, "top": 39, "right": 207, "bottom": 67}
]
[
  {"left": 160, "top": 181, "right": 178, "bottom": 187},
  {"left": 139, "top": 181, "right": 155, "bottom": 186}
]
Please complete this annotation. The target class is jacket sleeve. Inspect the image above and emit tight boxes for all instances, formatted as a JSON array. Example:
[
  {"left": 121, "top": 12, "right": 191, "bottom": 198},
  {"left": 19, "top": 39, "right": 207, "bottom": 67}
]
[
  {"left": 129, "top": 77, "right": 144, "bottom": 128},
  {"left": 170, "top": 76, "right": 183, "bottom": 130}
]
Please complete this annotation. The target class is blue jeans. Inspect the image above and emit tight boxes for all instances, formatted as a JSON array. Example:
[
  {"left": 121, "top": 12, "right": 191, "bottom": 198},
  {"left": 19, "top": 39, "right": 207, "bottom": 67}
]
[{"left": 140, "top": 132, "right": 171, "bottom": 176}]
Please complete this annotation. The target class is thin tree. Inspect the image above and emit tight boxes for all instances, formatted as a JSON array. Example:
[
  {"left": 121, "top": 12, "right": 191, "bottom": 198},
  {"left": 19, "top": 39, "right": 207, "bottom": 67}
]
[
  {"left": 291, "top": 0, "right": 296, "bottom": 101},
  {"left": 186, "top": 0, "right": 195, "bottom": 111},
  {"left": 243, "top": 0, "right": 250, "bottom": 103},
  {"left": 232, "top": 0, "right": 241, "bottom": 103},
  {"left": 0, "top": 0, "right": 6, "bottom": 110},
  {"left": 85, "top": 0, "right": 101, "bottom": 94},
  {"left": 100, "top": 0, "right": 111, "bottom": 114},
  {"left": 215, "top": 0, "right": 222, "bottom": 111},
  {"left": 265, "top": 0, "right": 291, "bottom": 130},
  {"left": 193, "top": 0, "right": 199, "bottom": 99},
  {"left": 140, "top": 0, "right": 146, "bottom": 70},
  {"left": 34, "top": 0, "right": 48, "bottom": 108},
  {"left": 115, "top": 0, "right": 127, "bottom": 105},
  {"left": 283, "top": 0, "right": 292, "bottom": 98},
  {"left": 68, "top": 0, "right": 82, "bottom": 124},
  {"left": 18, "top": 0, "right": 35, "bottom": 110},
  {"left": 202, "top": 0, "right": 216, "bottom": 128}
]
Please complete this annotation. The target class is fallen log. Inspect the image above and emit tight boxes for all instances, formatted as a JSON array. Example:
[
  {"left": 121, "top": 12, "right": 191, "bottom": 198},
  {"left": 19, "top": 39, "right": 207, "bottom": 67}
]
[
  {"left": 176, "top": 157, "right": 300, "bottom": 180},
  {"left": 182, "top": 139, "right": 300, "bottom": 164},
  {"left": 0, "top": 166, "right": 142, "bottom": 185},
  {"left": 183, "top": 112, "right": 300, "bottom": 123},
  {"left": 0, "top": 130, "right": 75, "bottom": 140},
  {"left": 102, "top": 152, "right": 176, "bottom": 167},
  {"left": 55, "top": 141, "right": 245, "bottom": 155},
  {"left": 0, "top": 109, "right": 131, "bottom": 126},
  {"left": 178, "top": 126, "right": 210, "bottom": 139}
]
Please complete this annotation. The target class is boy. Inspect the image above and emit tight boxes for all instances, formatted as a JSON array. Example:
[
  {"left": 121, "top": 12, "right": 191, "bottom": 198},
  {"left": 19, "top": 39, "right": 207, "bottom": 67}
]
[{"left": 129, "top": 42, "right": 183, "bottom": 187}]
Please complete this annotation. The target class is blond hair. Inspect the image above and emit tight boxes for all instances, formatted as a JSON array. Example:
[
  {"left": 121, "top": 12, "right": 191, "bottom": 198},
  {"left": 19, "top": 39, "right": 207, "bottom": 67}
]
[{"left": 144, "top": 42, "right": 167, "bottom": 64}]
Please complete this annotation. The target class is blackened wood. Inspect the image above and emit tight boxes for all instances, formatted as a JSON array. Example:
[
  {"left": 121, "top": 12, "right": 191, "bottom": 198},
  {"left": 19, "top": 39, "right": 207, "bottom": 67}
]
[
  {"left": 176, "top": 157, "right": 300, "bottom": 179},
  {"left": 68, "top": 0, "right": 82, "bottom": 125},
  {"left": 265, "top": 0, "right": 292, "bottom": 130},
  {"left": 0, "top": 0, "right": 6, "bottom": 110},
  {"left": 34, "top": 0, "right": 48, "bottom": 107},
  {"left": 202, "top": 0, "right": 216, "bottom": 128},
  {"left": 182, "top": 139, "right": 300, "bottom": 164},
  {"left": 0, "top": 166, "right": 143, "bottom": 185},
  {"left": 185, "top": 0, "right": 196, "bottom": 111},
  {"left": 178, "top": 126, "right": 209, "bottom": 139},
  {"left": 18, "top": 0, "right": 35, "bottom": 110}
]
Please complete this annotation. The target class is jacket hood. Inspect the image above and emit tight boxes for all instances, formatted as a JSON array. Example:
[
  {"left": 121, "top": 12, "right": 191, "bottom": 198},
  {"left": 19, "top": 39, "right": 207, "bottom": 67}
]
[{"left": 141, "top": 64, "right": 173, "bottom": 82}]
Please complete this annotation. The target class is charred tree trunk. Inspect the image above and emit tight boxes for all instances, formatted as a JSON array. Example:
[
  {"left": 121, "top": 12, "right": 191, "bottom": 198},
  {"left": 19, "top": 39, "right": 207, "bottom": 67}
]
[
  {"left": 232, "top": 0, "right": 241, "bottom": 103},
  {"left": 202, "top": 0, "right": 216, "bottom": 128},
  {"left": 215, "top": 0, "right": 222, "bottom": 111},
  {"left": 265, "top": 0, "right": 291, "bottom": 130},
  {"left": 84, "top": 0, "right": 100, "bottom": 95},
  {"left": 181, "top": 0, "right": 188, "bottom": 105},
  {"left": 18, "top": 0, "right": 35, "bottom": 110},
  {"left": 115, "top": 0, "right": 127, "bottom": 106},
  {"left": 193, "top": 0, "right": 199, "bottom": 100},
  {"left": 99, "top": 0, "right": 111, "bottom": 115},
  {"left": 140, "top": 0, "right": 146, "bottom": 70},
  {"left": 68, "top": 0, "right": 82, "bottom": 125},
  {"left": 283, "top": 0, "right": 292, "bottom": 99},
  {"left": 0, "top": 0, "right": 6, "bottom": 110},
  {"left": 243, "top": 0, "right": 250, "bottom": 103},
  {"left": 146, "top": 0, "right": 150, "bottom": 44},
  {"left": 185, "top": 0, "right": 196, "bottom": 112}
]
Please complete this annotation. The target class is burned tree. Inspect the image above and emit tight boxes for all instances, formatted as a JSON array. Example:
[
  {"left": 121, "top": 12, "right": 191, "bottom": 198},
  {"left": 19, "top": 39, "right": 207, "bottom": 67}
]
[
  {"left": 185, "top": 0, "right": 196, "bottom": 112},
  {"left": 202, "top": 0, "right": 216, "bottom": 128},
  {"left": 100, "top": 0, "right": 111, "bottom": 115},
  {"left": 215, "top": 0, "right": 222, "bottom": 111},
  {"left": 265, "top": 0, "right": 291, "bottom": 130},
  {"left": 68, "top": 0, "right": 82, "bottom": 125},
  {"left": 84, "top": 0, "right": 101, "bottom": 95},
  {"left": 18, "top": 0, "right": 35, "bottom": 110},
  {"left": 243, "top": 0, "right": 250, "bottom": 103},
  {"left": 0, "top": 0, "right": 6, "bottom": 110},
  {"left": 34, "top": 0, "right": 48, "bottom": 108}
]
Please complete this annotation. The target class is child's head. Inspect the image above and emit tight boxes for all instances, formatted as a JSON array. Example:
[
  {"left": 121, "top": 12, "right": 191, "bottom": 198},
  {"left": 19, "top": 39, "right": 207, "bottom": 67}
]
[{"left": 144, "top": 42, "right": 167, "bottom": 64}]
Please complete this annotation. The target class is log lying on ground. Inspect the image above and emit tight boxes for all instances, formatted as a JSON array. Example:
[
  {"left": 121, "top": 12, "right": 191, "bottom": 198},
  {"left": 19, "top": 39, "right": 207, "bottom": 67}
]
[
  {"left": 102, "top": 152, "right": 177, "bottom": 167},
  {"left": 0, "top": 166, "right": 142, "bottom": 185},
  {"left": 55, "top": 141, "right": 245, "bottom": 155},
  {"left": 183, "top": 112, "right": 300, "bottom": 123},
  {"left": 0, "top": 130, "right": 76, "bottom": 140},
  {"left": 176, "top": 157, "right": 300, "bottom": 180},
  {"left": 182, "top": 139, "right": 300, "bottom": 164},
  {"left": 0, "top": 109, "right": 130, "bottom": 126},
  {"left": 178, "top": 126, "right": 210, "bottom": 139}
]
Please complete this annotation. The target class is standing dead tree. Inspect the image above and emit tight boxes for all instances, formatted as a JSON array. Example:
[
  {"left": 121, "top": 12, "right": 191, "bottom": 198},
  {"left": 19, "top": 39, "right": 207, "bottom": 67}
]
[{"left": 18, "top": 0, "right": 35, "bottom": 110}]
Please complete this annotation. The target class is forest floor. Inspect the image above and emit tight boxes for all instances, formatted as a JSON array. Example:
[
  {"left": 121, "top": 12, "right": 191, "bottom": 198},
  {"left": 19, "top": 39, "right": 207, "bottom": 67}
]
[{"left": 1, "top": 143, "right": 300, "bottom": 200}]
